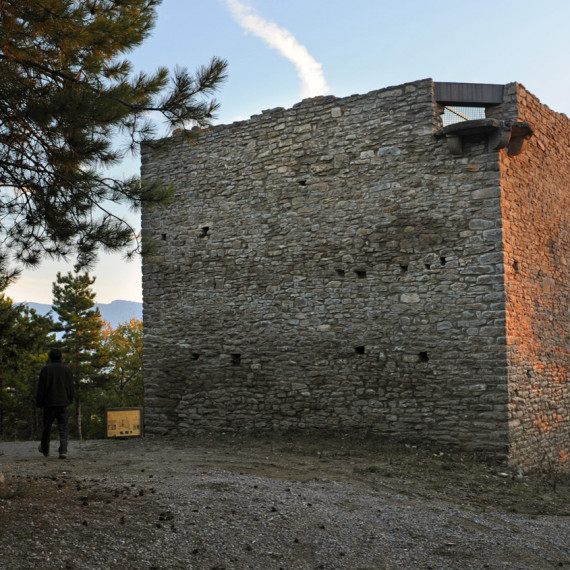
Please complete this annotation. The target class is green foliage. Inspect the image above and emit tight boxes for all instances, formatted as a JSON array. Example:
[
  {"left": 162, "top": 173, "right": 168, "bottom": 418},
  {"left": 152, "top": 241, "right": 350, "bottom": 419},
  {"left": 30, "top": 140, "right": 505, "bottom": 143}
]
[
  {"left": 82, "top": 318, "right": 143, "bottom": 439},
  {"left": 101, "top": 318, "right": 143, "bottom": 407},
  {"left": 0, "top": 0, "right": 227, "bottom": 271},
  {"left": 0, "top": 292, "right": 55, "bottom": 440}
]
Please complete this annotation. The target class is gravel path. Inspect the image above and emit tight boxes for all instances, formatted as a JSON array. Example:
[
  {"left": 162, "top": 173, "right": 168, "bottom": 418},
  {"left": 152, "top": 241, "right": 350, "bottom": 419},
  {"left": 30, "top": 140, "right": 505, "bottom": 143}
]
[{"left": 1, "top": 437, "right": 569, "bottom": 569}]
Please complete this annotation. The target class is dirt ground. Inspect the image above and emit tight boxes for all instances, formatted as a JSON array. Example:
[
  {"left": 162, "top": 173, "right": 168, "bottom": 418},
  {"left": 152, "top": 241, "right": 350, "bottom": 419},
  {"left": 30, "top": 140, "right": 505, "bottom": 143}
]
[{"left": 0, "top": 434, "right": 569, "bottom": 569}]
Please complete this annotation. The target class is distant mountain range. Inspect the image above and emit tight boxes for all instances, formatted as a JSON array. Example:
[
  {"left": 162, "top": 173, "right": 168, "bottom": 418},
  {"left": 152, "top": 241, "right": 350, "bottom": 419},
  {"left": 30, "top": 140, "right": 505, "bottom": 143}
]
[{"left": 19, "top": 300, "right": 142, "bottom": 328}]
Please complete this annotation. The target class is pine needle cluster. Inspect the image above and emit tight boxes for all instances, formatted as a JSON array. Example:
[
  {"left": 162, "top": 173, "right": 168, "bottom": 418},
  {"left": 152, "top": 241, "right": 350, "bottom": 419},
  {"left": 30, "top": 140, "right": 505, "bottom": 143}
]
[{"left": 0, "top": 0, "right": 228, "bottom": 271}]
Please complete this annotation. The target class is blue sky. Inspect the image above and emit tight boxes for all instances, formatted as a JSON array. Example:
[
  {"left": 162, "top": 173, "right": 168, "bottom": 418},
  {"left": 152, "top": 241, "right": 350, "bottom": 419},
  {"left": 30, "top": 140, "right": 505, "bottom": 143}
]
[{"left": 6, "top": 0, "right": 570, "bottom": 304}]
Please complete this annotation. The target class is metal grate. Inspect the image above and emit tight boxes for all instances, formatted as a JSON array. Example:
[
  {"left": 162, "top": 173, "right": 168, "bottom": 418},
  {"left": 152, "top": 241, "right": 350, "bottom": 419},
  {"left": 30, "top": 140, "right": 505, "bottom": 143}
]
[{"left": 442, "top": 105, "right": 486, "bottom": 126}]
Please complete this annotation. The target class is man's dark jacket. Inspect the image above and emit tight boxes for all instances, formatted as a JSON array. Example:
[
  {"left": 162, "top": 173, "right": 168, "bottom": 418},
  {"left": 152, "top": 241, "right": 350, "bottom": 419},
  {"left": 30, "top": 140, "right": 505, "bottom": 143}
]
[{"left": 36, "top": 362, "right": 75, "bottom": 408}]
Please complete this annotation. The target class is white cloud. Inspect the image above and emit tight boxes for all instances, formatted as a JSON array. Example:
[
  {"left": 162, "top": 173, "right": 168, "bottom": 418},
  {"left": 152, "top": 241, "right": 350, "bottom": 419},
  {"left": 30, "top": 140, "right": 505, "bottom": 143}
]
[{"left": 226, "top": 0, "right": 329, "bottom": 99}]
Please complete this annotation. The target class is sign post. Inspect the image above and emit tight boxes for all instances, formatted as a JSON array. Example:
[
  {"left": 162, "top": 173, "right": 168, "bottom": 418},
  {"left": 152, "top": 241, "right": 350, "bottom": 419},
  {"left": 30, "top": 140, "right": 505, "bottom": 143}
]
[{"left": 106, "top": 408, "right": 143, "bottom": 438}]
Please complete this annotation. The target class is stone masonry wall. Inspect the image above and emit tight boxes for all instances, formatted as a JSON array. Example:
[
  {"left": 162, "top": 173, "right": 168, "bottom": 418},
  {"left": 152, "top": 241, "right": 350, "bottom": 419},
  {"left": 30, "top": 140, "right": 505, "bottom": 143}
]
[
  {"left": 141, "top": 79, "right": 512, "bottom": 459},
  {"left": 501, "top": 84, "right": 570, "bottom": 471}
]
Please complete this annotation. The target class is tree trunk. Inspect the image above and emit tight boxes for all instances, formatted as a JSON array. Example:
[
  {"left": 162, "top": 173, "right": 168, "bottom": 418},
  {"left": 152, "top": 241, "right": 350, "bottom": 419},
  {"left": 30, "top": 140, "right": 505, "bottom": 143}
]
[
  {"left": 0, "top": 376, "right": 4, "bottom": 439},
  {"left": 75, "top": 394, "right": 82, "bottom": 441}
]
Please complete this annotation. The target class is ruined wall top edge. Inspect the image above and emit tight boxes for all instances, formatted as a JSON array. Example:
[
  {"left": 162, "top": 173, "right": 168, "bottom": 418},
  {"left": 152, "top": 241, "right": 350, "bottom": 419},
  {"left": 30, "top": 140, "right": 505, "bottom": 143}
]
[{"left": 141, "top": 78, "right": 437, "bottom": 156}]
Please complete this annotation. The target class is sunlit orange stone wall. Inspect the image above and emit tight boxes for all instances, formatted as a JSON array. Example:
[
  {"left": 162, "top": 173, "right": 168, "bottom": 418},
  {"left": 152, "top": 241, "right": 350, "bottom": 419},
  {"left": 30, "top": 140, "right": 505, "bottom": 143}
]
[{"left": 501, "top": 84, "right": 570, "bottom": 471}]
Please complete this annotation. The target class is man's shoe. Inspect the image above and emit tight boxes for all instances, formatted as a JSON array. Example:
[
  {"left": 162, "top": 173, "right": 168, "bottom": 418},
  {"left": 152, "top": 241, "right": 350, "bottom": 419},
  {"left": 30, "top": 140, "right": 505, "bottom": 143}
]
[
  {"left": 38, "top": 444, "right": 49, "bottom": 457},
  {"left": 59, "top": 453, "right": 67, "bottom": 459}
]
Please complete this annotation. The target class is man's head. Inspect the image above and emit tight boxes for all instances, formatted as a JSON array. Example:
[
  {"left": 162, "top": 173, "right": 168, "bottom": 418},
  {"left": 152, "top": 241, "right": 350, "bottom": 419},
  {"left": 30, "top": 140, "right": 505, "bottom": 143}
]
[{"left": 49, "top": 348, "right": 63, "bottom": 362}]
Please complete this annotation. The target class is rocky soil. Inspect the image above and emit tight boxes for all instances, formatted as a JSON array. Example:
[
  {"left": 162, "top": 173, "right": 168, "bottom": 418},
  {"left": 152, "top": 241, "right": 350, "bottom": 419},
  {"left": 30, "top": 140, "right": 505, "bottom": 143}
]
[{"left": 0, "top": 435, "right": 569, "bottom": 569}]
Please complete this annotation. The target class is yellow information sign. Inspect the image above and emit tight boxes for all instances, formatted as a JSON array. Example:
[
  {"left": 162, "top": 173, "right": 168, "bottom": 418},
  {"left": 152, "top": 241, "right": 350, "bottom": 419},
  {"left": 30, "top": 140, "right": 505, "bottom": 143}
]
[{"left": 106, "top": 408, "right": 143, "bottom": 438}]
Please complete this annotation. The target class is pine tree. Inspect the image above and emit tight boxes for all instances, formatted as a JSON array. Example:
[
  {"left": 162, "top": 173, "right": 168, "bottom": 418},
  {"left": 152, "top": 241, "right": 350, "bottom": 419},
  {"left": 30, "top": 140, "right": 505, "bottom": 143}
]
[
  {"left": 0, "top": 294, "right": 54, "bottom": 439},
  {"left": 52, "top": 271, "right": 105, "bottom": 440},
  {"left": 0, "top": 1, "right": 227, "bottom": 271}
]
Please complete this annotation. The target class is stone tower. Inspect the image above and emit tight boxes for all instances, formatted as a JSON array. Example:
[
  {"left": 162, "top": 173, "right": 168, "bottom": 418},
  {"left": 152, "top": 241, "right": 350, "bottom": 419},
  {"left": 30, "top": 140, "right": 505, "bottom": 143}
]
[{"left": 141, "top": 79, "right": 569, "bottom": 471}]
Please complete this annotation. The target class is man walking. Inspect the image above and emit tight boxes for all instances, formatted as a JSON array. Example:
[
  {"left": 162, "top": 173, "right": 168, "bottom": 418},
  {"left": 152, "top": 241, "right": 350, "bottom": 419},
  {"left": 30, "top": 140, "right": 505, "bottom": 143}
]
[{"left": 37, "top": 348, "right": 75, "bottom": 459}]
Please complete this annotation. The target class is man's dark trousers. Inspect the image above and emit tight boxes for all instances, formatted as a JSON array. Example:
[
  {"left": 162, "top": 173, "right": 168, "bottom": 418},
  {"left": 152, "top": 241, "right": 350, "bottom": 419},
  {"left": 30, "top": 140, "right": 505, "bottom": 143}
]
[{"left": 40, "top": 406, "right": 69, "bottom": 456}]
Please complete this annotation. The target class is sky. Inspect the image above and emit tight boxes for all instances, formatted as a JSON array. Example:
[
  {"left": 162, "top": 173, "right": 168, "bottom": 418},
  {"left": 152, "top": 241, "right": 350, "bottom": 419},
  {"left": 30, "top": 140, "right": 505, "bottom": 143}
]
[{"left": 6, "top": 0, "right": 570, "bottom": 304}]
